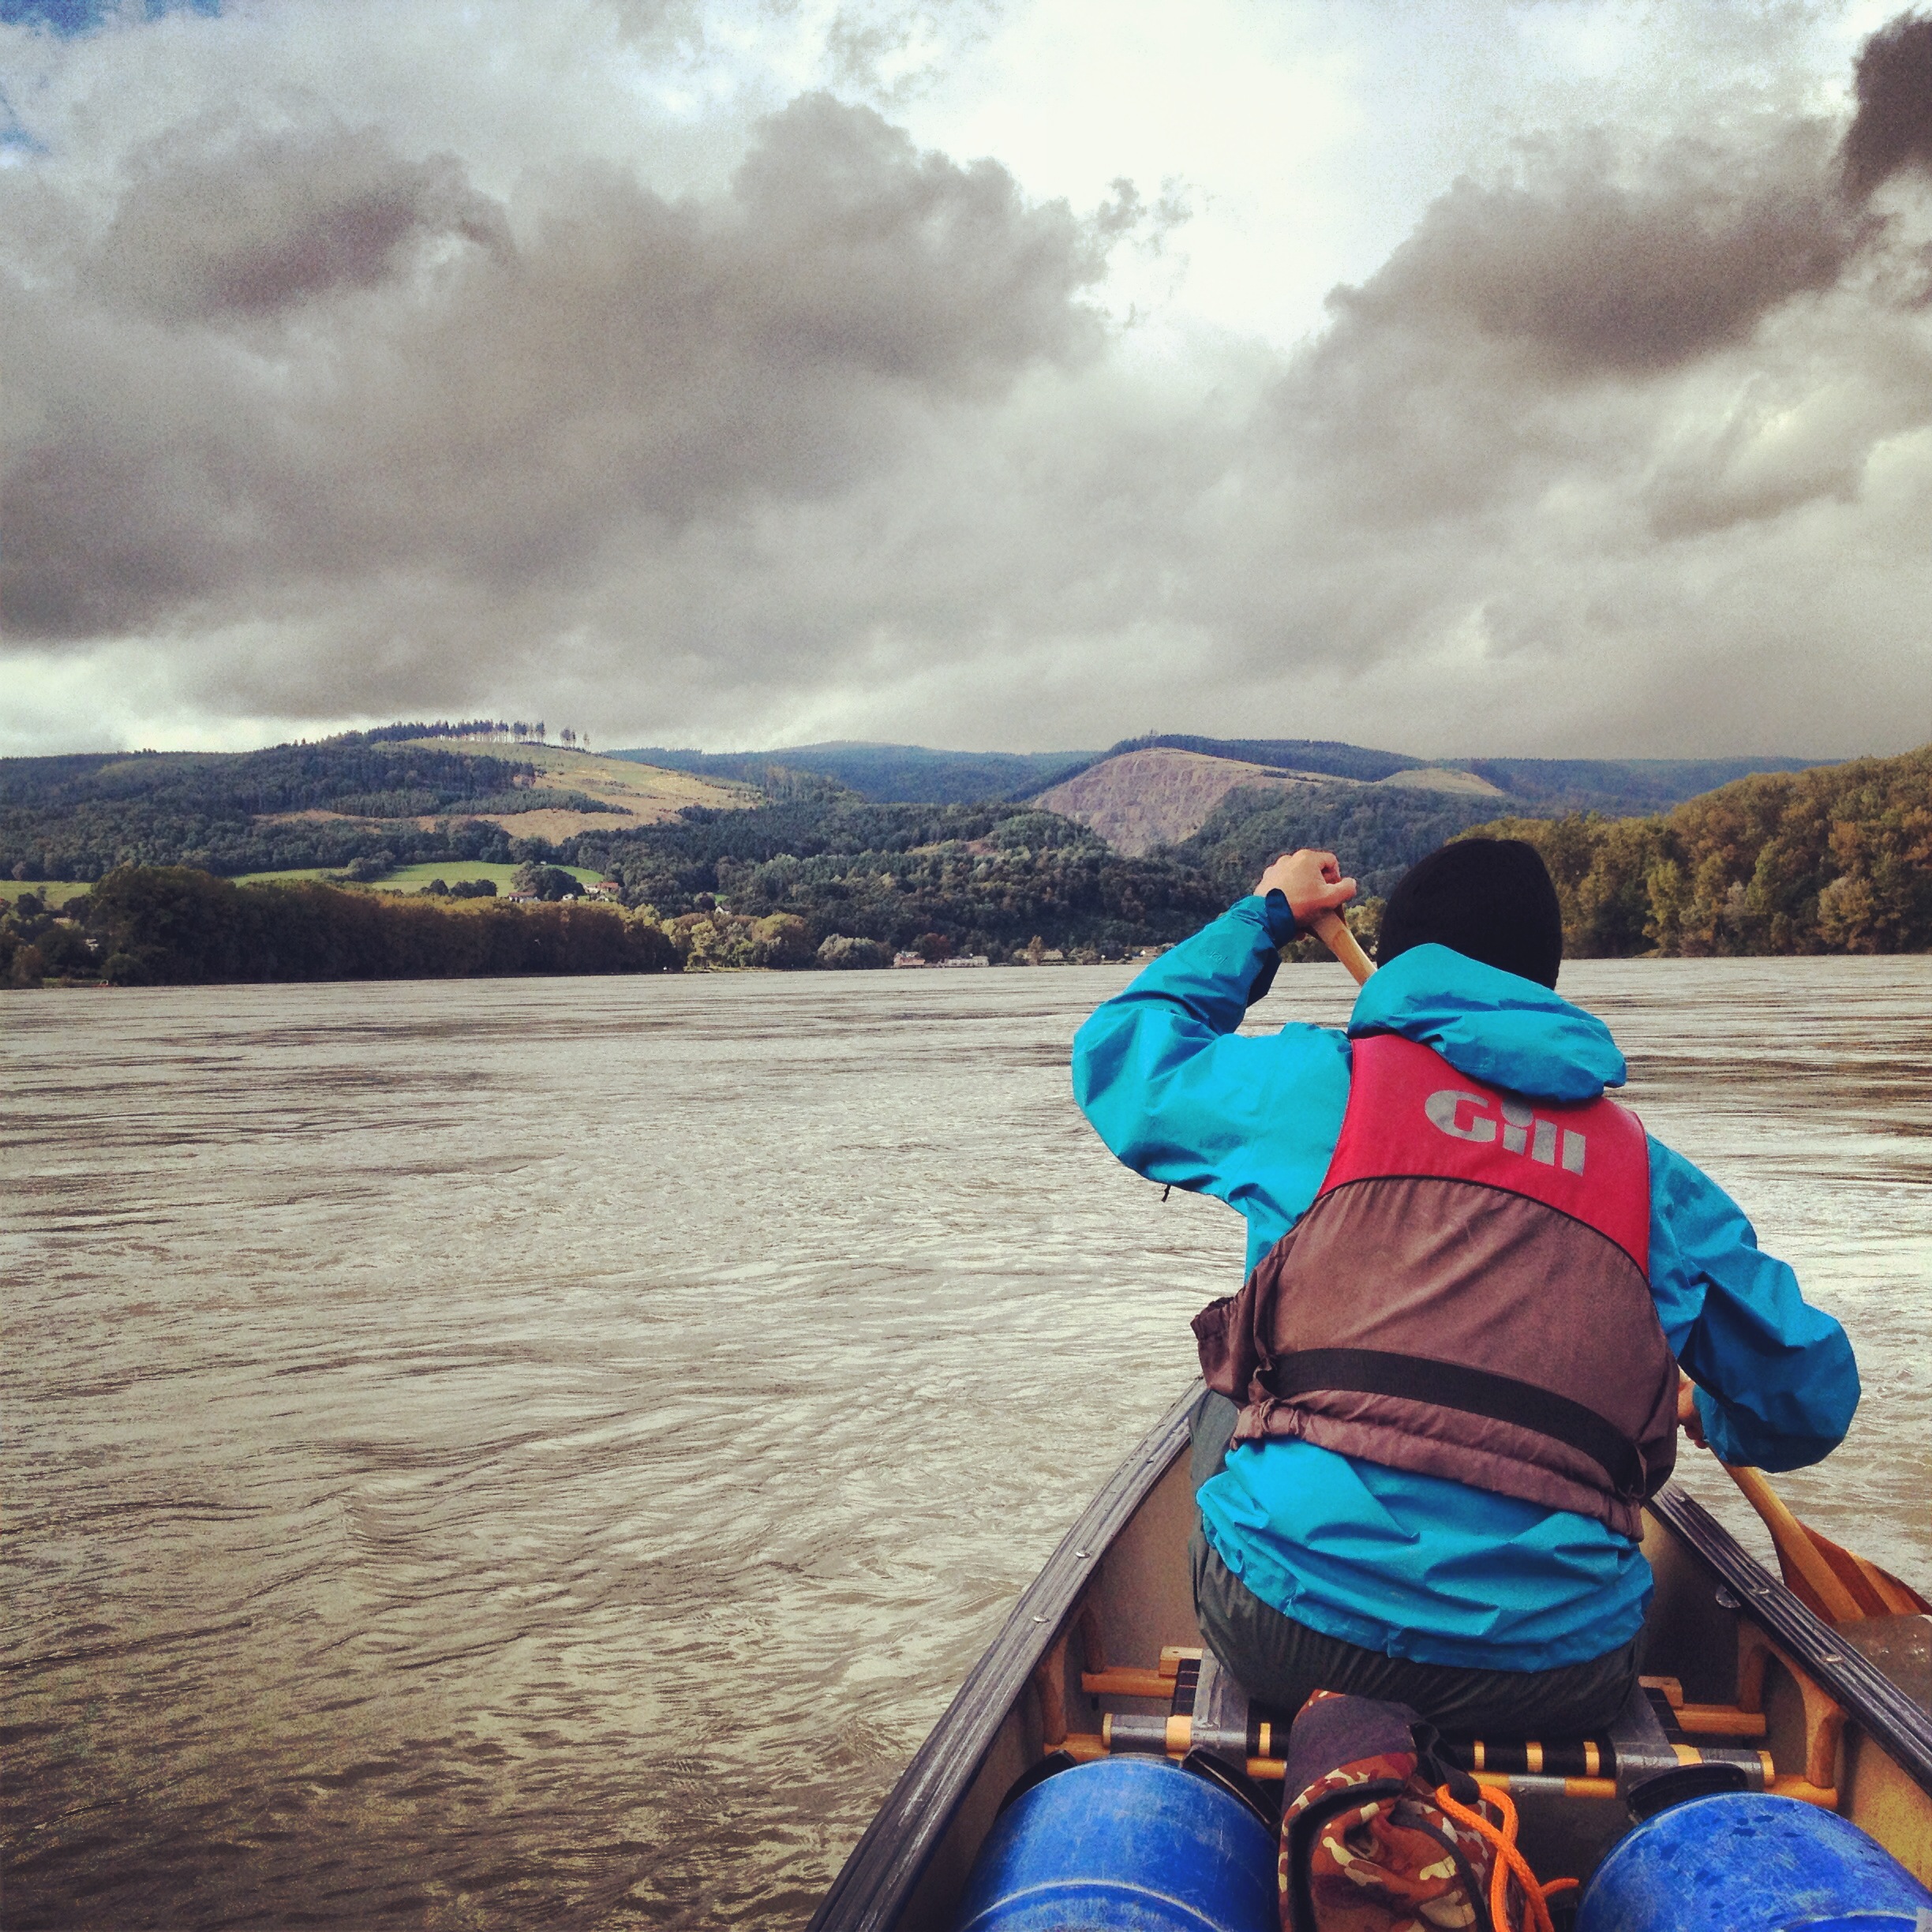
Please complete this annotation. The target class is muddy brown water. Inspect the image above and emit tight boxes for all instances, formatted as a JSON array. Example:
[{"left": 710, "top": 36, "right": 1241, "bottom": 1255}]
[{"left": 3, "top": 958, "right": 1928, "bottom": 1927}]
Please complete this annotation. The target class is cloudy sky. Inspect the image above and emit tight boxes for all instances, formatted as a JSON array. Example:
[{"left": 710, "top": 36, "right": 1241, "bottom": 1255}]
[{"left": 2, "top": 0, "right": 1929, "bottom": 758}]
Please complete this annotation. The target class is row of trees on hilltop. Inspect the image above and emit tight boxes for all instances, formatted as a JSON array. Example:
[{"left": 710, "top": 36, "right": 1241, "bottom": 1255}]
[{"left": 357, "top": 721, "right": 590, "bottom": 748}]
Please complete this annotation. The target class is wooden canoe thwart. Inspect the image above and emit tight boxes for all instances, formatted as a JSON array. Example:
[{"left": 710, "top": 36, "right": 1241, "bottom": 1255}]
[{"left": 810, "top": 1383, "right": 1932, "bottom": 1932}]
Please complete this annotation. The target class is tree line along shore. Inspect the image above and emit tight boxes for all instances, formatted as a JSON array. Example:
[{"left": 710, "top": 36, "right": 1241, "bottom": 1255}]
[{"left": 2, "top": 743, "right": 1925, "bottom": 989}]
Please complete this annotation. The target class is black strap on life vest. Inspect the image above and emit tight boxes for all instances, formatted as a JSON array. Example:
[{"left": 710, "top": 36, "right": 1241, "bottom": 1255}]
[{"left": 1264, "top": 1347, "right": 1647, "bottom": 1499}]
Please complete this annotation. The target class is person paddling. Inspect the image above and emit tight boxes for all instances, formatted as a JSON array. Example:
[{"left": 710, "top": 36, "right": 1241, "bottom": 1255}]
[{"left": 1072, "top": 839, "right": 1859, "bottom": 1735}]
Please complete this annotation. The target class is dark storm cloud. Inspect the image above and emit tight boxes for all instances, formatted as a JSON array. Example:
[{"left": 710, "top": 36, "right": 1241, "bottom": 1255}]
[
  {"left": 1, "top": 94, "right": 1110, "bottom": 640},
  {"left": 1314, "top": 6, "right": 1932, "bottom": 417},
  {"left": 1841, "top": 9, "right": 1932, "bottom": 196},
  {"left": 86, "top": 125, "right": 511, "bottom": 322},
  {"left": 1327, "top": 126, "right": 1859, "bottom": 380},
  {"left": 1256, "top": 32, "right": 1932, "bottom": 554}
]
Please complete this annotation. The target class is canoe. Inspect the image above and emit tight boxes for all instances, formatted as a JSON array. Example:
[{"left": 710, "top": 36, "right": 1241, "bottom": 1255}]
[{"left": 810, "top": 1382, "right": 1932, "bottom": 1930}]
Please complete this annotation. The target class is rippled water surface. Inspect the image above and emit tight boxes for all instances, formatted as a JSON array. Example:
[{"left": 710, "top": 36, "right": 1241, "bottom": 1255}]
[{"left": 5, "top": 959, "right": 1929, "bottom": 1928}]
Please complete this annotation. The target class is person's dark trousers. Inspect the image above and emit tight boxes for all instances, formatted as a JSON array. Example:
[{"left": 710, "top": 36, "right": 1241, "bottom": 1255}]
[{"left": 1187, "top": 1391, "right": 1639, "bottom": 1737}]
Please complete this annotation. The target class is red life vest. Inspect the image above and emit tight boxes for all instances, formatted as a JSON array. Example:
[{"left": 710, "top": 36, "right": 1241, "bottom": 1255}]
[{"left": 1192, "top": 1033, "right": 1678, "bottom": 1537}]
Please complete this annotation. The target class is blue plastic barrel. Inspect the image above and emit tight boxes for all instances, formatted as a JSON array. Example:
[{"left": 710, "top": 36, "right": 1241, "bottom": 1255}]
[
  {"left": 1577, "top": 1792, "right": 1932, "bottom": 1932},
  {"left": 953, "top": 1756, "right": 1277, "bottom": 1932}
]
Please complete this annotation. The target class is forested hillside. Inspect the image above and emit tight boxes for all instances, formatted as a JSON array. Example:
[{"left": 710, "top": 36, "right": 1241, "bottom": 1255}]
[
  {"left": 0, "top": 739, "right": 612, "bottom": 879},
  {"left": 1463, "top": 747, "right": 1932, "bottom": 957},
  {"left": 1160, "top": 751, "right": 1851, "bottom": 904},
  {"left": 1, "top": 799, "right": 1219, "bottom": 984},
  {"left": 561, "top": 798, "right": 1222, "bottom": 959},
  {"left": 3, "top": 725, "right": 1832, "bottom": 890},
  {"left": 1178, "top": 781, "right": 1511, "bottom": 900},
  {"left": 0, "top": 732, "right": 743, "bottom": 880}
]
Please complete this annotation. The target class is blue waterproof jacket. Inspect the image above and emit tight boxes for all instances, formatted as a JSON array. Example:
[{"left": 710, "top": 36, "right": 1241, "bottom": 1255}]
[{"left": 1073, "top": 898, "right": 1860, "bottom": 1672}]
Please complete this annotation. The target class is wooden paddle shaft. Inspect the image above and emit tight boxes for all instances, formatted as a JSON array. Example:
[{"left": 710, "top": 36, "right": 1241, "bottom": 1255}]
[
  {"left": 1724, "top": 1462, "right": 1866, "bottom": 1625},
  {"left": 1309, "top": 908, "right": 1375, "bottom": 985}
]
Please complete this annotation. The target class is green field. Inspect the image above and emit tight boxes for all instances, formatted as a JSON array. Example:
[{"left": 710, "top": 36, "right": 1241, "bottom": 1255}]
[
  {"left": 377, "top": 862, "right": 602, "bottom": 894},
  {"left": 0, "top": 879, "right": 93, "bottom": 908},
  {"left": 227, "top": 867, "right": 343, "bottom": 887},
  {"left": 3, "top": 863, "right": 608, "bottom": 906},
  {"left": 230, "top": 862, "right": 604, "bottom": 894}
]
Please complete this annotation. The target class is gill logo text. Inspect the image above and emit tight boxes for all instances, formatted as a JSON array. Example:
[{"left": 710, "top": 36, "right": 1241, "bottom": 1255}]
[{"left": 1425, "top": 1089, "right": 1586, "bottom": 1174}]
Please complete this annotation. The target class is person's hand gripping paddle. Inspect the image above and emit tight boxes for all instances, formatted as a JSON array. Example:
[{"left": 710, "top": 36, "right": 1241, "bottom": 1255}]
[
  {"left": 1252, "top": 848, "right": 1373, "bottom": 985},
  {"left": 1281, "top": 845, "right": 1929, "bottom": 1628}
]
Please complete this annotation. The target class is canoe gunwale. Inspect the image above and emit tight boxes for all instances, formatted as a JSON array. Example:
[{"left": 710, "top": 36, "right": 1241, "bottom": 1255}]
[
  {"left": 804, "top": 1383, "right": 1203, "bottom": 1932},
  {"left": 1649, "top": 1481, "right": 1932, "bottom": 1795}
]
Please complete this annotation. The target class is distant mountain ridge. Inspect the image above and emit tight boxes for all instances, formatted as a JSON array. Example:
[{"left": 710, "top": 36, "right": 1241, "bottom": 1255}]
[
  {"left": 612, "top": 732, "right": 1825, "bottom": 818},
  {"left": 1458, "top": 756, "right": 1828, "bottom": 814},
  {"left": 608, "top": 732, "right": 1830, "bottom": 859},
  {"left": 611, "top": 741, "right": 1094, "bottom": 803},
  {"left": 1024, "top": 736, "right": 1825, "bottom": 826}
]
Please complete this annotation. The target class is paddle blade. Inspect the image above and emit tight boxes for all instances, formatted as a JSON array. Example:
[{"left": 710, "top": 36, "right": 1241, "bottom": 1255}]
[{"left": 1804, "top": 1524, "right": 1930, "bottom": 1619}]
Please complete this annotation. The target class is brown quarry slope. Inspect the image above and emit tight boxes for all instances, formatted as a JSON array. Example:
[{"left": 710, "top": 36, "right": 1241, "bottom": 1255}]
[
  {"left": 1033, "top": 749, "right": 1337, "bottom": 854},
  {"left": 1032, "top": 746, "right": 1503, "bottom": 854}
]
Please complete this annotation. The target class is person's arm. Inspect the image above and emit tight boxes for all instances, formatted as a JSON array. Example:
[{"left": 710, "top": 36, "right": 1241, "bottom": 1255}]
[
  {"left": 1647, "top": 1137, "right": 1859, "bottom": 1471},
  {"left": 1072, "top": 852, "right": 1357, "bottom": 1241}
]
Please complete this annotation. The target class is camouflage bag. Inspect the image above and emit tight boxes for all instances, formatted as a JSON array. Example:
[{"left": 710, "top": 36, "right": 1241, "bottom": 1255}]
[{"left": 1279, "top": 1690, "right": 1496, "bottom": 1932}]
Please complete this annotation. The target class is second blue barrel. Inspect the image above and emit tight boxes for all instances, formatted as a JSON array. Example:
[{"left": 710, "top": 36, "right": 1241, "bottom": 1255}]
[
  {"left": 1577, "top": 1792, "right": 1932, "bottom": 1932},
  {"left": 954, "top": 1756, "right": 1276, "bottom": 1932}
]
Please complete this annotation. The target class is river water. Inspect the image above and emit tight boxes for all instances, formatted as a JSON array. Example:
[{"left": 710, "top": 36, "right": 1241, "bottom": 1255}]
[{"left": 4, "top": 959, "right": 1928, "bottom": 1928}]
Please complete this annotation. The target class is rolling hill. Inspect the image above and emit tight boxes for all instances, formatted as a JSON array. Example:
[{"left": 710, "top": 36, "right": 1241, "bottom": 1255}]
[
  {"left": 597, "top": 731, "right": 1842, "bottom": 909},
  {"left": 1032, "top": 745, "right": 1507, "bottom": 856}
]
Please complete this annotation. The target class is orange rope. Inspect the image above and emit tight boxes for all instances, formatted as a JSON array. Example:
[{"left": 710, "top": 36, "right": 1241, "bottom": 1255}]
[{"left": 1434, "top": 1780, "right": 1577, "bottom": 1932}]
